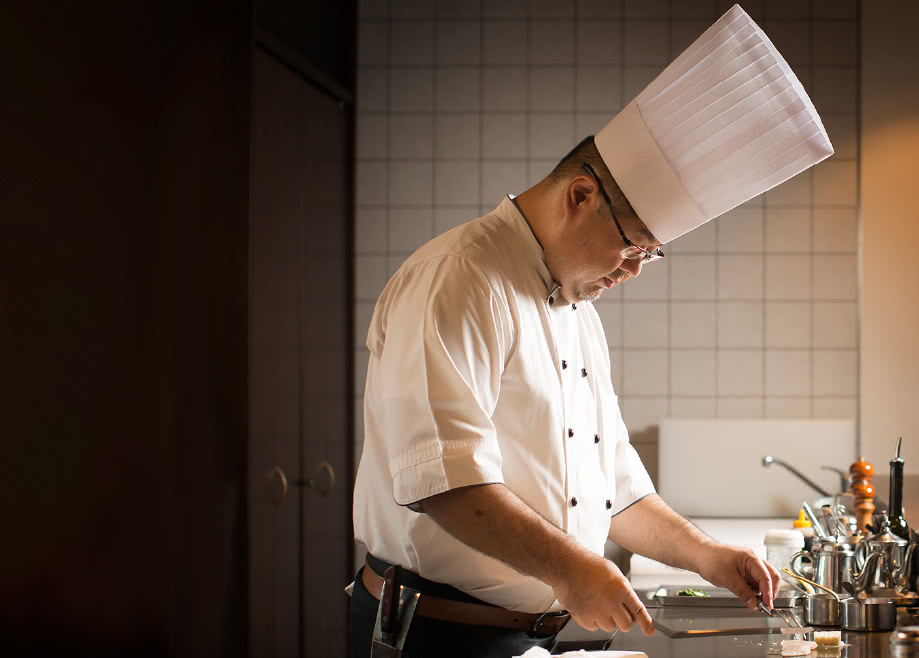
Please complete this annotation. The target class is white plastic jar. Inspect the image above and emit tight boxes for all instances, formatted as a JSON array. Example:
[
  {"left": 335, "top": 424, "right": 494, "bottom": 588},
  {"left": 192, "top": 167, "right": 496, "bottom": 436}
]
[{"left": 763, "top": 528, "right": 805, "bottom": 582}]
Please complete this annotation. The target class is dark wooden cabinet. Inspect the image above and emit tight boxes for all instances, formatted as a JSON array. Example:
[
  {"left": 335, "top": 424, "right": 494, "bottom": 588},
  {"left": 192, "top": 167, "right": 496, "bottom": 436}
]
[
  {"left": 249, "top": 47, "right": 353, "bottom": 657},
  {"left": 0, "top": 2, "right": 354, "bottom": 656}
]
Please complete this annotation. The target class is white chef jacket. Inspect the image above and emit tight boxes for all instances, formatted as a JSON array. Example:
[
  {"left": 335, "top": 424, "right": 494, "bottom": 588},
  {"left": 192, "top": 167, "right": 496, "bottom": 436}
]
[{"left": 352, "top": 196, "right": 655, "bottom": 613}]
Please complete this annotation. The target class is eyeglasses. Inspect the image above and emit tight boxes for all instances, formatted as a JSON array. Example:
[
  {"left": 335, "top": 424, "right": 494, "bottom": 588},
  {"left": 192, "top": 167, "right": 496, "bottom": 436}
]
[{"left": 581, "top": 163, "right": 665, "bottom": 263}]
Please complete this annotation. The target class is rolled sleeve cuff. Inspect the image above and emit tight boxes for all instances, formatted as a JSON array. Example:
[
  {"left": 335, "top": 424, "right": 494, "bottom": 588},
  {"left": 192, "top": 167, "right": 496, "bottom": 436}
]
[{"left": 391, "top": 441, "right": 505, "bottom": 507}]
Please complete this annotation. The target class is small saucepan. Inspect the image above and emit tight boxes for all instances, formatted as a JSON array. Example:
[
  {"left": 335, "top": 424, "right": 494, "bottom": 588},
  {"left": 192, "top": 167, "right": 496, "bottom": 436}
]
[
  {"left": 841, "top": 596, "right": 897, "bottom": 632},
  {"left": 804, "top": 592, "right": 841, "bottom": 626},
  {"left": 783, "top": 568, "right": 841, "bottom": 627}
]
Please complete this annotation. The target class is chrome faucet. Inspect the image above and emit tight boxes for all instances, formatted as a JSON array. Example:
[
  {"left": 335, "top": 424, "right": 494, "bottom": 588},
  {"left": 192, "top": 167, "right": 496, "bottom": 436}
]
[
  {"left": 820, "top": 466, "right": 849, "bottom": 495},
  {"left": 761, "top": 455, "right": 832, "bottom": 498}
]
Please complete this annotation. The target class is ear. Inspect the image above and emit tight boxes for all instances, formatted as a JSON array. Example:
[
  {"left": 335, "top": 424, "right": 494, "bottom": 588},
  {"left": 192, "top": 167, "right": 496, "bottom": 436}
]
[{"left": 567, "top": 175, "right": 597, "bottom": 213}]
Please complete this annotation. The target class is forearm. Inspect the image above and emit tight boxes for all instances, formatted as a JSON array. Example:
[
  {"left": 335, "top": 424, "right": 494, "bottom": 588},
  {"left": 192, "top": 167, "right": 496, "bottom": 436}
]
[
  {"left": 419, "top": 483, "right": 596, "bottom": 587},
  {"left": 609, "top": 494, "right": 780, "bottom": 610},
  {"left": 421, "top": 482, "right": 656, "bottom": 634},
  {"left": 608, "top": 494, "right": 717, "bottom": 573}
]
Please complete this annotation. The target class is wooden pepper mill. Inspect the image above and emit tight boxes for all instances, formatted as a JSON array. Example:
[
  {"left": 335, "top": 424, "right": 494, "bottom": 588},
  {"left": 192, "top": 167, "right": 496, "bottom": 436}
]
[{"left": 849, "top": 457, "right": 875, "bottom": 534}]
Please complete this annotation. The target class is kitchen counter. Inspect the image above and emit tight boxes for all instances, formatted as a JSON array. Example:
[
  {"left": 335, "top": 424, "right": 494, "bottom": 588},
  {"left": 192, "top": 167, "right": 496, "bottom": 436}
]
[{"left": 555, "top": 605, "right": 919, "bottom": 656}]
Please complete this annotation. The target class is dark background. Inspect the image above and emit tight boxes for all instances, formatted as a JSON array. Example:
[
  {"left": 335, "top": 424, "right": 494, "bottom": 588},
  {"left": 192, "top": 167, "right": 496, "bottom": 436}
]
[{"left": 0, "top": 1, "right": 354, "bottom": 655}]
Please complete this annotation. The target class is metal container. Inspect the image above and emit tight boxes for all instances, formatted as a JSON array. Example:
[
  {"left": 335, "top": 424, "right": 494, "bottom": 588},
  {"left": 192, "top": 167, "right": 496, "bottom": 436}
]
[
  {"left": 790, "top": 535, "right": 861, "bottom": 595},
  {"left": 841, "top": 596, "right": 897, "bottom": 632},
  {"left": 891, "top": 625, "right": 919, "bottom": 657},
  {"left": 855, "top": 518, "right": 911, "bottom": 596},
  {"left": 804, "top": 592, "right": 841, "bottom": 626}
]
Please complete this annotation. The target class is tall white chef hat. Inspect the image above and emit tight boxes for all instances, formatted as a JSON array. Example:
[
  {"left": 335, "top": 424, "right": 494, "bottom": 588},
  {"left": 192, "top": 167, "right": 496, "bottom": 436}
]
[{"left": 595, "top": 4, "right": 834, "bottom": 244}]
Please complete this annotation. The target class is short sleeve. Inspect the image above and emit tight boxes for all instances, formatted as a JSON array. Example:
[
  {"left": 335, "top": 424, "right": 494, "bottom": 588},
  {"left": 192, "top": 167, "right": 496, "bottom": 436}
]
[
  {"left": 609, "top": 400, "right": 656, "bottom": 516},
  {"left": 371, "top": 256, "right": 510, "bottom": 506}
]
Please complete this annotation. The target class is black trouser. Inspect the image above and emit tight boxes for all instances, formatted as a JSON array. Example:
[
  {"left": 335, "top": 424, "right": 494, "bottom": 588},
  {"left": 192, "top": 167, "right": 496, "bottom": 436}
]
[{"left": 349, "top": 555, "right": 559, "bottom": 658}]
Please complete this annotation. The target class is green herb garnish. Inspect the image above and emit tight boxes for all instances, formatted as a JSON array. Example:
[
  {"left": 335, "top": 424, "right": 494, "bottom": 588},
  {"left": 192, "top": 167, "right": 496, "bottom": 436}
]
[{"left": 676, "top": 588, "right": 710, "bottom": 597}]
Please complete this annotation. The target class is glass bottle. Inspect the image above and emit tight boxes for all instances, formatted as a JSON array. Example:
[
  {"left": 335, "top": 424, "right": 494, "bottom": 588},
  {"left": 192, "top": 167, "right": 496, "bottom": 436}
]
[{"left": 889, "top": 437, "right": 910, "bottom": 541}]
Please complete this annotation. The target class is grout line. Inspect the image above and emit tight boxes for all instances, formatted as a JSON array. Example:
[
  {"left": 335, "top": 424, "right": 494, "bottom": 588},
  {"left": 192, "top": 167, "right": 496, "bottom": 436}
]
[
  {"left": 573, "top": 0, "right": 578, "bottom": 148},
  {"left": 853, "top": 0, "right": 863, "bottom": 454},
  {"left": 367, "top": 61, "right": 861, "bottom": 71},
  {"left": 619, "top": 0, "right": 627, "bottom": 399},
  {"left": 808, "top": 0, "right": 816, "bottom": 419},
  {"left": 760, "top": 189, "right": 767, "bottom": 418},
  {"left": 478, "top": 0, "right": 484, "bottom": 214},
  {"left": 364, "top": 16, "right": 859, "bottom": 24},
  {"left": 384, "top": 6, "right": 392, "bottom": 259},
  {"left": 431, "top": 4, "right": 438, "bottom": 245},
  {"left": 524, "top": 3, "right": 530, "bottom": 189},
  {"left": 664, "top": 0, "right": 675, "bottom": 418}
]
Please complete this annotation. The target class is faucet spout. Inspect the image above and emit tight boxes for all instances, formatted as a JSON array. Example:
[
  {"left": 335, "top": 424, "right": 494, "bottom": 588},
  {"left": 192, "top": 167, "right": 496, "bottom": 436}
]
[{"left": 761, "top": 456, "right": 832, "bottom": 498}]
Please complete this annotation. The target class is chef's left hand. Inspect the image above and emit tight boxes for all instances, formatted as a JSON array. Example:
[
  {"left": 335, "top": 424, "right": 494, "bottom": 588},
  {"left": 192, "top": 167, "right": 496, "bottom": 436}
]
[{"left": 695, "top": 544, "right": 780, "bottom": 610}]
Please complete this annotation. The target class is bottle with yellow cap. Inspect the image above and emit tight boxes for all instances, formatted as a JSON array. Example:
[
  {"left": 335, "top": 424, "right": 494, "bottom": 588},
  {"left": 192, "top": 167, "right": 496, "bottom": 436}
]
[{"left": 794, "top": 509, "right": 816, "bottom": 551}]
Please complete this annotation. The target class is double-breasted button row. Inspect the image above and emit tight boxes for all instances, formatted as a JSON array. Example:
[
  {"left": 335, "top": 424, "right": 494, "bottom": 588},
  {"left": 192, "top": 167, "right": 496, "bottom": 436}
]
[
  {"left": 560, "top": 360, "right": 588, "bottom": 376},
  {"left": 567, "top": 429, "right": 602, "bottom": 444},
  {"left": 569, "top": 497, "right": 613, "bottom": 510}
]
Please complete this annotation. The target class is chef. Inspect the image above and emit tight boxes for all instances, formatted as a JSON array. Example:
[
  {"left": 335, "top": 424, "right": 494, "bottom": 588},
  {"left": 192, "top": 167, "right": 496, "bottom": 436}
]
[{"left": 350, "top": 5, "right": 834, "bottom": 657}]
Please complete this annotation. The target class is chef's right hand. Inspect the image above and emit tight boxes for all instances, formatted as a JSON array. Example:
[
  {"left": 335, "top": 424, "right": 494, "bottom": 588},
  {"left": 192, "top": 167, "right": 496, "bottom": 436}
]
[{"left": 552, "top": 554, "right": 655, "bottom": 636}]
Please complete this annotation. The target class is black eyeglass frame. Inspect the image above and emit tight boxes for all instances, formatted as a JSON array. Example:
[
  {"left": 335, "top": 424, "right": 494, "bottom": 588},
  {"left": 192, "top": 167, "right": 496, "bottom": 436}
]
[{"left": 580, "top": 162, "right": 664, "bottom": 263}]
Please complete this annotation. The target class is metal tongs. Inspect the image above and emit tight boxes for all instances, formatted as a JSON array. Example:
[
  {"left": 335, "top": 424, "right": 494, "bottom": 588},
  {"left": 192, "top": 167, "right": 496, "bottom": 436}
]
[
  {"left": 756, "top": 595, "right": 806, "bottom": 640},
  {"left": 371, "top": 566, "right": 421, "bottom": 658}
]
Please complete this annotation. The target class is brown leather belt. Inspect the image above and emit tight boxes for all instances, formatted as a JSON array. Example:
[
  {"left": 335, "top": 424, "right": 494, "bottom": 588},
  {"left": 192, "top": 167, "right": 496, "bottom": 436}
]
[{"left": 361, "top": 559, "right": 570, "bottom": 637}]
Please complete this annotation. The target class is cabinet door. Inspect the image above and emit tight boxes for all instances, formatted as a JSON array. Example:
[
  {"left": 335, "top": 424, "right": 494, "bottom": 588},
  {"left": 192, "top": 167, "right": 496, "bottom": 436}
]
[
  {"left": 298, "top": 51, "right": 352, "bottom": 658},
  {"left": 249, "top": 47, "right": 352, "bottom": 658},
  {"left": 250, "top": 47, "right": 303, "bottom": 658}
]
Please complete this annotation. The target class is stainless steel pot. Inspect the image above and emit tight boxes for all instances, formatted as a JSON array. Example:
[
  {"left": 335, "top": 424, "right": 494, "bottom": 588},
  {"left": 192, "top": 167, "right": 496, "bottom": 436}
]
[
  {"left": 804, "top": 592, "right": 841, "bottom": 626},
  {"left": 841, "top": 597, "right": 897, "bottom": 632}
]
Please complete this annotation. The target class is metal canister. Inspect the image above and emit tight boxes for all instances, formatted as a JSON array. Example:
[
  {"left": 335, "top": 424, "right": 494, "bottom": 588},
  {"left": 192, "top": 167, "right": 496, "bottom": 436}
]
[{"left": 891, "top": 626, "right": 919, "bottom": 657}]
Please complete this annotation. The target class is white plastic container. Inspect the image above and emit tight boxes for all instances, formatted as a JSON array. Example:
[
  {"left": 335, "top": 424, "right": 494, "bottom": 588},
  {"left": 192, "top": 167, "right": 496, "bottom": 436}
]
[{"left": 763, "top": 528, "right": 805, "bottom": 584}]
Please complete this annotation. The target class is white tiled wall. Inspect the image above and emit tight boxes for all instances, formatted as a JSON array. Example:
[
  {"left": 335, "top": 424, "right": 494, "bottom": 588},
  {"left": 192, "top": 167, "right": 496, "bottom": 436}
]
[{"left": 353, "top": 0, "right": 860, "bottom": 462}]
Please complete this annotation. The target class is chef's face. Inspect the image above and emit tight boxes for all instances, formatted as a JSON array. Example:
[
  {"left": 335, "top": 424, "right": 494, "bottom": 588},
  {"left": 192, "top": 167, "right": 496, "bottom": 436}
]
[{"left": 548, "top": 174, "right": 661, "bottom": 304}]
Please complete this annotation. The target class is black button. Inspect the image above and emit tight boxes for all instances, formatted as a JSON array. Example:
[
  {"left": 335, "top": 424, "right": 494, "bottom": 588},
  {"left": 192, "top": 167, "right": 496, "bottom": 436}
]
[
  {"left": 562, "top": 360, "right": 568, "bottom": 369},
  {"left": 606, "top": 499, "right": 612, "bottom": 510},
  {"left": 581, "top": 368, "right": 587, "bottom": 377},
  {"left": 548, "top": 296, "right": 554, "bottom": 305},
  {"left": 594, "top": 434, "right": 600, "bottom": 444},
  {"left": 570, "top": 497, "right": 578, "bottom": 507},
  {"left": 568, "top": 428, "right": 574, "bottom": 438},
  {"left": 571, "top": 303, "right": 577, "bottom": 310}
]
